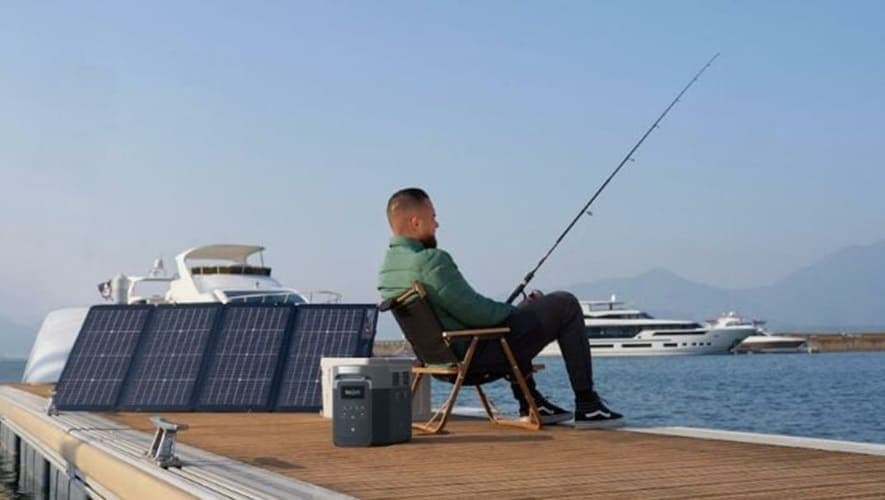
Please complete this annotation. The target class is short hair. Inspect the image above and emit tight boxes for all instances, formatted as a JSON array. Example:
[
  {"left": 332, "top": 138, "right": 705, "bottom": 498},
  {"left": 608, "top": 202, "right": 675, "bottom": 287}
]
[{"left": 386, "top": 187, "right": 430, "bottom": 218}]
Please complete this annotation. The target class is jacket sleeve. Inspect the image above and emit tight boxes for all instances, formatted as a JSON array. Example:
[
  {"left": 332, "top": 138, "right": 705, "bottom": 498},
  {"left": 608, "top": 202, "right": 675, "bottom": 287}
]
[{"left": 421, "top": 249, "right": 516, "bottom": 327}]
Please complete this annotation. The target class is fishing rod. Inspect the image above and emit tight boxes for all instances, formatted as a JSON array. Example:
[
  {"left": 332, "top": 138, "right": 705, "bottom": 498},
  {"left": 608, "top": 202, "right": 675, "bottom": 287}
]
[{"left": 506, "top": 52, "right": 720, "bottom": 304}]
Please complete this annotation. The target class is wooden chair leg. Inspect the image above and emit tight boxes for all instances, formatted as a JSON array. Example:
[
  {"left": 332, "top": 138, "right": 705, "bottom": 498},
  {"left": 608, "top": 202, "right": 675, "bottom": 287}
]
[
  {"left": 469, "top": 341, "right": 542, "bottom": 431},
  {"left": 413, "top": 371, "right": 465, "bottom": 434},
  {"left": 410, "top": 371, "right": 423, "bottom": 395},
  {"left": 410, "top": 371, "right": 447, "bottom": 433},
  {"left": 411, "top": 337, "right": 481, "bottom": 434},
  {"left": 475, "top": 381, "right": 542, "bottom": 430},
  {"left": 498, "top": 338, "right": 541, "bottom": 430},
  {"left": 475, "top": 385, "right": 496, "bottom": 421}
]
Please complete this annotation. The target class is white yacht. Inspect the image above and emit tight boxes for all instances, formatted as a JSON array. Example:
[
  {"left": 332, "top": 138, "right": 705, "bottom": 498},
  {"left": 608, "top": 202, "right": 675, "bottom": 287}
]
[
  {"left": 540, "top": 296, "right": 759, "bottom": 357},
  {"left": 22, "top": 244, "right": 331, "bottom": 384},
  {"left": 719, "top": 313, "right": 810, "bottom": 354}
]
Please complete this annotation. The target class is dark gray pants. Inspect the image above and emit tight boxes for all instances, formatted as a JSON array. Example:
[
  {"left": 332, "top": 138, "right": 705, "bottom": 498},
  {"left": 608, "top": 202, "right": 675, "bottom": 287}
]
[{"left": 467, "top": 291, "right": 593, "bottom": 395}]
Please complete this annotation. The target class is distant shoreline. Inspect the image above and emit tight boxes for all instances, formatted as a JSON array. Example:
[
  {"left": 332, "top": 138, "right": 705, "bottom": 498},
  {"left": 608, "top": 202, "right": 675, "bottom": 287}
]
[
  {"left": 788, "top": 332, "right": 885, "bottom": 352},
  {"left": 373, "top": 333, "right": 885, "bottom": 356},
  {"left": 5, "top": 333, "right": 885, "bottom": 361}
]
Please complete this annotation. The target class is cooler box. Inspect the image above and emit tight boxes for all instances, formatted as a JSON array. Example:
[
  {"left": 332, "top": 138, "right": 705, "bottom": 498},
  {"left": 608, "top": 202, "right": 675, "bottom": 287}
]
[
  {"left": 321, "top": 357, "right": 430, "bottom": 421},
  {"left": 332, "top": 364, "right": 411, "bottom": 446}
]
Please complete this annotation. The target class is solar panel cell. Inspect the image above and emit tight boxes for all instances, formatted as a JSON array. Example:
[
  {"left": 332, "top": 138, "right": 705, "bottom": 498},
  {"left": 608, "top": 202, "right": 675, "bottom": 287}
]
[
  {"left": 275, "top": 304, "right": 378, "bottom": 411},
  {"left": 53, "top": 306, "right": 152, "bottom": 411},
  {"left": 195, "top": 304, "right": 294, "bottom": 411},
  {"left": 117, "top": 304, "right": 222, "bottom": 411}
]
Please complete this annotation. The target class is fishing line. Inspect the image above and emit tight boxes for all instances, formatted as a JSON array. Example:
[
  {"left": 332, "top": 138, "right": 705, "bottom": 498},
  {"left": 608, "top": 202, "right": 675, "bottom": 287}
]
[{"left": 506, "top": 53, "right": 720, "bottom": 304}]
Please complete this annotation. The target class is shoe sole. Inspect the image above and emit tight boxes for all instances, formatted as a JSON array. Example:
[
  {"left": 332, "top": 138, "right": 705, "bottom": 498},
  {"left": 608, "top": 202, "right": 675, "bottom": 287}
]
[
  {"left": 519, "top": 413, "right": 574, "bottom": 425},
  {"left": 573, "top": 417, "right": 625, "bottom": 430}
]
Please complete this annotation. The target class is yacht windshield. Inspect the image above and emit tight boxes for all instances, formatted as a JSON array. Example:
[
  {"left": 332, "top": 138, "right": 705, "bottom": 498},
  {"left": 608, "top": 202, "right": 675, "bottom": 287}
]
[{"left": 223, "top": 291, "right": 306, "bottom": 305}]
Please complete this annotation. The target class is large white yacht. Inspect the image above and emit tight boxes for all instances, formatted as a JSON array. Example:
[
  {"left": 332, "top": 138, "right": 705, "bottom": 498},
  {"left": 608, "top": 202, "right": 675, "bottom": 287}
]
[
  {"left": 540, "top": 296, "right": 759, "bottom": 357},
  {"left": 22, "top": 244, "right": 331, "bottom": 384},
  {"left": 99, "top": 244, "right": 315, "bottom": 306}
]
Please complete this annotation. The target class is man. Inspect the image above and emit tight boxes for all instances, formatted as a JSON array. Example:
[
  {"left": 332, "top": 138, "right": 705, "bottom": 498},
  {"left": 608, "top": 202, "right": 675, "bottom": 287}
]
[{"left": 378, "top": 187, "right": 623, "bottom": 428}]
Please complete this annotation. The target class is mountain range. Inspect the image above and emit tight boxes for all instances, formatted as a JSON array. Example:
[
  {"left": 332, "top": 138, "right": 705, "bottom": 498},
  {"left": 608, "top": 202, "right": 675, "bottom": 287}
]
[{"left": 565, "top": 240, "right": 885, "bottom": 332}]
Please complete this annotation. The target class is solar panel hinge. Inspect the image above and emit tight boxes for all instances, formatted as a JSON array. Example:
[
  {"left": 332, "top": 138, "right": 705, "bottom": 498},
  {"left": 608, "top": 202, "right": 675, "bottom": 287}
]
[{"left": 147, "top": 416, "right": 189, "bottom": 468}]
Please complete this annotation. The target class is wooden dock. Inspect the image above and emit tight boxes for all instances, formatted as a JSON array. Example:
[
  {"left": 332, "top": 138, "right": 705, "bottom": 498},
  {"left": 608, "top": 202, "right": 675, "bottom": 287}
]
[{"left": 7, "top": 385, "right": 885, "bottom": 498}]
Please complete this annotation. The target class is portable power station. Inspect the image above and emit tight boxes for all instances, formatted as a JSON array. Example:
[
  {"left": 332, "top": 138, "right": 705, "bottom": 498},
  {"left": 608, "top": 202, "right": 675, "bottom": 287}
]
[{"left": 332, "top": 364, "right": 412, "bottom": 446}]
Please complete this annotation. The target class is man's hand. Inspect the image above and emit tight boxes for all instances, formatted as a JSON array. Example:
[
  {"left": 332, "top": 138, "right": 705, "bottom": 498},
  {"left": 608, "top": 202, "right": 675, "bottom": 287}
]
[{"left": 516, "top": 289, "right": 544, "bottom": 308}]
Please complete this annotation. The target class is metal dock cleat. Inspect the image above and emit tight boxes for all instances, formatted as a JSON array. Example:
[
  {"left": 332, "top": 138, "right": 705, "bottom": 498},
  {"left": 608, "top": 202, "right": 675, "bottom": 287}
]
[
  {"left": 46, "top": 389, "right": 59, "bottom": 416},
  {"left": 147, "top": 416, "right": 188, "bottom": 468}
]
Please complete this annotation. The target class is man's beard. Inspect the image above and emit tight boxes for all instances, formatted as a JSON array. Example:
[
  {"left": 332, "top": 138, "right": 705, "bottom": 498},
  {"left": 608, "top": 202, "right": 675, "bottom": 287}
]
[{"left": 419, "top": 235, "right": 437, "bottom": 249}]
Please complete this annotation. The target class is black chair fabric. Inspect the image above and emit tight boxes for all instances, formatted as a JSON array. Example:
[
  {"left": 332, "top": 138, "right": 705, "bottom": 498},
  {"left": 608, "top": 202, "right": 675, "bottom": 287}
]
[
  {"left": 390, "top": 295, "right": 459, "bottom": 365},
  {"left": 389, "top": 293, "right": 506, "bottom": 386}
]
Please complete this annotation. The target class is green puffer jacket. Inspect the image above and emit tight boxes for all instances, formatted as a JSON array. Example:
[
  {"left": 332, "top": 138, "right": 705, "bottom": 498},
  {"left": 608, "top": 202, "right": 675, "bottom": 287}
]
[{"left": 378, "top": 236, "right": 516, "bottom": 335}]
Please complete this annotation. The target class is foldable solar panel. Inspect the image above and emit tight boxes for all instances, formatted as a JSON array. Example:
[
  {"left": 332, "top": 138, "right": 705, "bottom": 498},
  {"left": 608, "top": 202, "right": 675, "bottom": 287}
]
[
  {"left": 195, "top": 304, "right": 294, "bottom": 411},
  {"left": 117, "top": 304, "right": 222, "bottom": 411},
  {"left": 54, "top": 305, "right": 152, "bottom": 411},
  {"left": 275, "top": 304, "right": 378, "bottom": 411}
]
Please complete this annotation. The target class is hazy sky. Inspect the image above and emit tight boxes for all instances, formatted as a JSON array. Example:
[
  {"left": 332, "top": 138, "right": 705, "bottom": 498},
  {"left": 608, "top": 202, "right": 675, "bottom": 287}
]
[{"left": 1, "top": 1, "right": 883, "bottom": 326}]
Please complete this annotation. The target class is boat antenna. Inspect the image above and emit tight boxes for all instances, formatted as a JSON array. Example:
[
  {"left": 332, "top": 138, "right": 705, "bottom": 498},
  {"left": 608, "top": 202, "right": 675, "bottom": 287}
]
[{"left": 506, "top": 53, "right": 720, "bottom": 304}]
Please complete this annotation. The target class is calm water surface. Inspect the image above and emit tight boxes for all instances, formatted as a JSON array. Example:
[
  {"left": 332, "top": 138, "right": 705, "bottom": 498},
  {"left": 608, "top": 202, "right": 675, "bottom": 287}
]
[
  {"left": 0, "top": 360, "right": 25, "bottom": 384},
  {"left": 1, "top": 360, "right": 30, "bottom": 498},
  {"left": 435, "top": 352, "right": 885, "bottom": 445}
]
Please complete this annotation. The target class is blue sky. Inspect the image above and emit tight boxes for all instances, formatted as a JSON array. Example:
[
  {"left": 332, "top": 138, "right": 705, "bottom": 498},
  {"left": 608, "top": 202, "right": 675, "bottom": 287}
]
[{"left": 1, "top": 1, "right": 883, "bottom": 325}]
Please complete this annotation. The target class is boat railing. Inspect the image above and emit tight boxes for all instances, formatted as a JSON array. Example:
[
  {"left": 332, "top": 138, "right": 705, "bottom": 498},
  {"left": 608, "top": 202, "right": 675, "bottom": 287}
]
[{"left": 307, "top": 290, "right": 343, "bottom": 304}]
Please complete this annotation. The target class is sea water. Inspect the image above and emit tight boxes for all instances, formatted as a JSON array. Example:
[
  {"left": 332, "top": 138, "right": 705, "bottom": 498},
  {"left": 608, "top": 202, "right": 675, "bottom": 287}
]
[
  {"left": 0, "top": 360, "right": 25, "bottom": 385},
  {"left": 435, "top": 352, "right": 885, "bottom": 445},
  {"left": 0, "top": 359, "right": 30, "bottom": 499},
  {"left": 0, "top": 456, "right": 26, "bottom": 500}
]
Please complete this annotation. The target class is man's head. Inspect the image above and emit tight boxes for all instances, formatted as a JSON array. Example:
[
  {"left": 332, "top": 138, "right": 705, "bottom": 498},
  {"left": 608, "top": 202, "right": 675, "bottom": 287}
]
[{"left": 386, "top": 187, "right": 438, "bottom": 249}]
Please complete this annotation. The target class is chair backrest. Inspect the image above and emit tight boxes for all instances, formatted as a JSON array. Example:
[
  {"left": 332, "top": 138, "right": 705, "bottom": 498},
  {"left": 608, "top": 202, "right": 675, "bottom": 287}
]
[{"left": 380, "top": 282, "right": 459, "bottom": 366}]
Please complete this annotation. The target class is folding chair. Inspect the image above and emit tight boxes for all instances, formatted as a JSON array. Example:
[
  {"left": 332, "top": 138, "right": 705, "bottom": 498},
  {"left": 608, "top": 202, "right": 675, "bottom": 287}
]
[{"left": 379, "top": 282, "right": 542, "bottom": 434}]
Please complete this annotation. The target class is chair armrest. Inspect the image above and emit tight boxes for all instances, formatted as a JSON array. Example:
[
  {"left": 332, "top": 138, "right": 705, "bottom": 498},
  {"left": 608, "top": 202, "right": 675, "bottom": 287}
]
[
  {"left": 412, "top": 364, "right": 460, "bottom": 375},
  {"left": 443, "top": 327, "right": 510, "bottom": 339}
]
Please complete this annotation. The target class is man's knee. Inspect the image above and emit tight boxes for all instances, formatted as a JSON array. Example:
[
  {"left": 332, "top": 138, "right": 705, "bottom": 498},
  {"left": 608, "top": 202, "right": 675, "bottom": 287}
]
[
  {"left": 550, "top": 290, "right": 578, "bottom": 302},
  {"left": 550, "top": 291, "right": 581, "bottom": 313}
]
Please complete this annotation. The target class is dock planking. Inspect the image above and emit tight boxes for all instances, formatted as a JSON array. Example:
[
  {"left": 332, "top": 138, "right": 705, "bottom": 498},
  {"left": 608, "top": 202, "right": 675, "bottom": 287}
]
[{"left": 12, "top": 384, "right": 885, "bottom": 498}]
